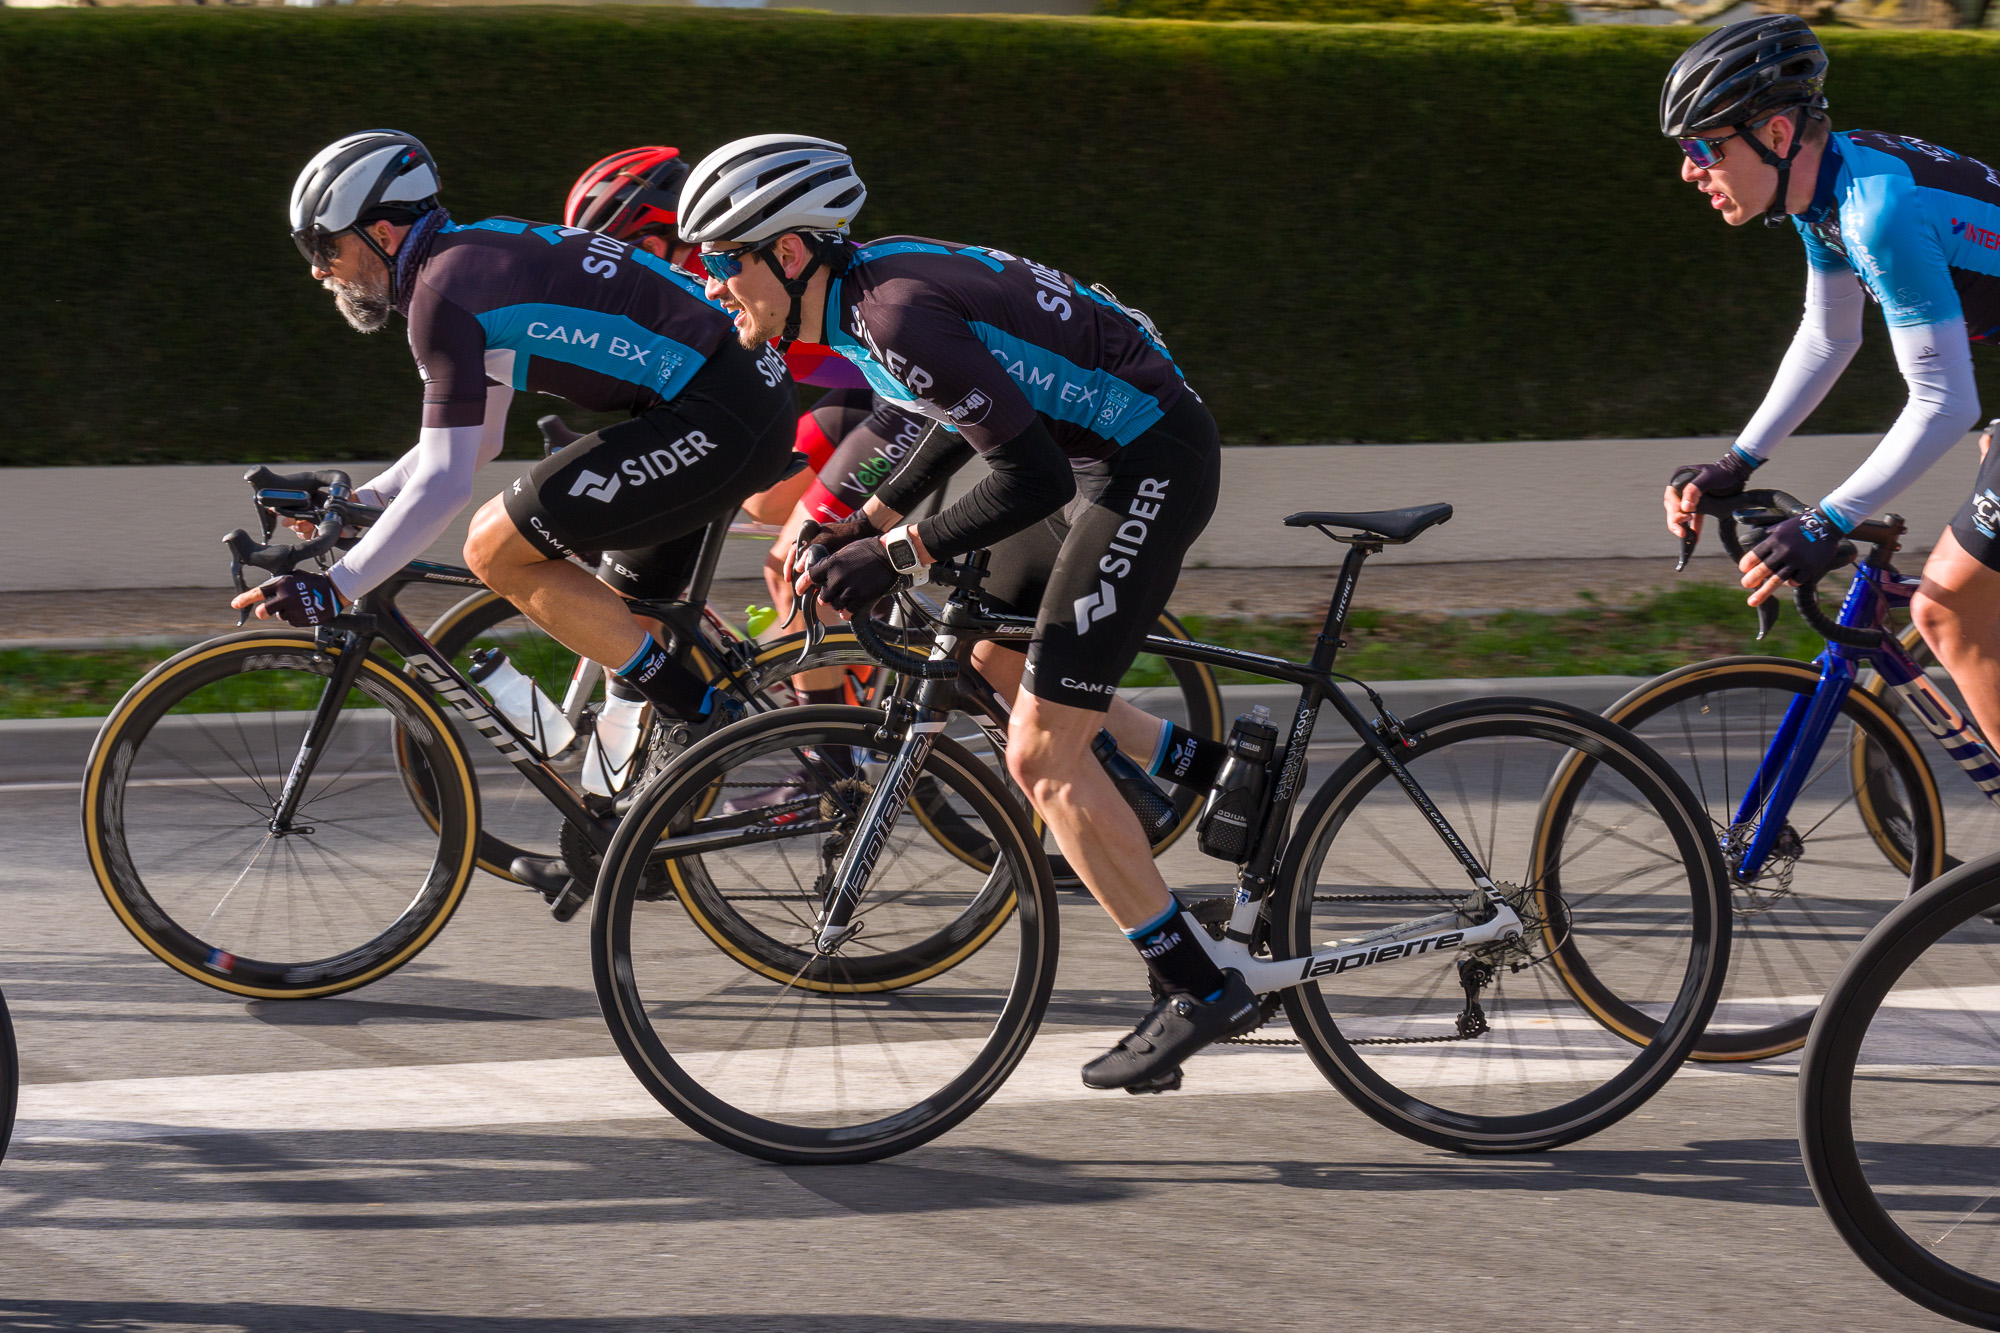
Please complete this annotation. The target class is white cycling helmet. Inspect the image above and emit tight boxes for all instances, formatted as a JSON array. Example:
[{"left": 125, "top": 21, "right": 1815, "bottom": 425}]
[
  {"left": 677, "top": 134, "right": 865, "bottom": 245},
  {"left": 289, "top": 130, "right": 440, "bottom": 278}
]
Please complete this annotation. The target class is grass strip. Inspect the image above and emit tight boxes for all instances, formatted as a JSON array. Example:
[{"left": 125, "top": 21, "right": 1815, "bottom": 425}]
[{"left": 2, "top": 585, "right": 1831, "bottom": 720}]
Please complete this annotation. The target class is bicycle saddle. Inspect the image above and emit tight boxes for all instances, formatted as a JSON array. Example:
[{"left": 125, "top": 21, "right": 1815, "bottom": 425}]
[{"left": 1284, "top": 504, "right": 1453, "bottom": 544}]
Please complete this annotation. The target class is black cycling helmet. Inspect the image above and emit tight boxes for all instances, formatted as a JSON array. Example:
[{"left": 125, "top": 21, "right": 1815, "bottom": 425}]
[
  {"left": 1661, "top": 16, "right": 1827, "bottom": 137},
  {"left": 1662, "top": 16, "right": 1828, "bottom": 227}
]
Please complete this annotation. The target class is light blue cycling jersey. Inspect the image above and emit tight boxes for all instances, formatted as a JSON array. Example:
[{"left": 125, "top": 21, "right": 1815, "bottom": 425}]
[{"left": 1731, "top": 131, "right": 1994, "bottom": 531}]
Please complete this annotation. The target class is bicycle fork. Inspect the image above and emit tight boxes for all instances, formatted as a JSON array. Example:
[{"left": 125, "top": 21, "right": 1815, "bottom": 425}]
[{"left": 812, "top": 634, "right": 960, "bottom": 955}]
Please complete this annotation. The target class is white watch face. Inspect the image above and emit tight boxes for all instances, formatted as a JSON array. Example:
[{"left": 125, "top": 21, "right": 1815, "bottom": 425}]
[{"left": 886, "top": 535, "right": 919, "bottom": 573}]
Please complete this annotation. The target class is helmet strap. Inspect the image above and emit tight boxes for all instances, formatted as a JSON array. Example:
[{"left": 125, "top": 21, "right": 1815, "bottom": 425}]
[
  {"left": 352, "top": 223, "right": 403, "bottom": 305},
  {"left": 1738, "top": 114, "right": 1809, "bottom": 229},
  {"left": 761, "top": 240, "right": 827, "bottom": 352}
]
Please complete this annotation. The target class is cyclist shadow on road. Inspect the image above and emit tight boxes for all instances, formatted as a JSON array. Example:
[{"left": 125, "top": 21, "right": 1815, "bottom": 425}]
[{"left": 0, "top": 1304, "right": 1185, "bottom": 1333}]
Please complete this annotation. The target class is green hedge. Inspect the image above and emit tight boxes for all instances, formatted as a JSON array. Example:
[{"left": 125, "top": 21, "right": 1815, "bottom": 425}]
[
  {"left": 1097, "top": 0, "right": 1568, "bottom": 24},
  {"left": 5, "top": 12, "right": 2000, "bottom": 464}
]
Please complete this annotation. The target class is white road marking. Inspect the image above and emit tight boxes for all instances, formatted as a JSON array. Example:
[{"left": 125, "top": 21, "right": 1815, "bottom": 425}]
[{"left": 14, "top": 1022, "right": 1740, "bottom": 1145}]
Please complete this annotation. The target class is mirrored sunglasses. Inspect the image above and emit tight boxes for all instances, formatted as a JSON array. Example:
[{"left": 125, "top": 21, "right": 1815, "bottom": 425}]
[
  {"left": 1676, "top": 134, "right": 1737, "bottom": 170},
  {"left": 697, "top": 240, "right": 773, "bottom": 283}
]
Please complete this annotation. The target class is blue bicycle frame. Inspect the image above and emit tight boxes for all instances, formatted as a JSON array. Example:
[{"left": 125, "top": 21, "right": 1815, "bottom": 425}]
[{"left": 1732, "top": 561, "right": 2000, "bottom": 882}]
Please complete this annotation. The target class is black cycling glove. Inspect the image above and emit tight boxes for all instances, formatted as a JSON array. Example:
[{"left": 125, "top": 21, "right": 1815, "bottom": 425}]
[
  {"left": 811, "top": 537, "right": 900, "bottom": 613},
  {"left": 1747, "top": 508, "right": 1847, "bottom": 585},
  {"left": 256, "top": 571, "right": 343, "bottom": 627},
  {"left": 790, "top": 515, "right": 878, "bottom": 582},
  {"left": 1671, "top": 450, "right": 1759, "bottom": 500}
]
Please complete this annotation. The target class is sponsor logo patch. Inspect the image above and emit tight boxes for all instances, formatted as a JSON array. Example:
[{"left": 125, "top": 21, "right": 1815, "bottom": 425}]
[{"left": 568, "top": 469, "right": 622, "bottom": 503}]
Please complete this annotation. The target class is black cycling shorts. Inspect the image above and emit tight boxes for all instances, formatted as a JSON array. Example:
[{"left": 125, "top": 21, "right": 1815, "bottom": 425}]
[
  {"left": 1950, "top": 442, "right": 2000, "bottom": 572},
  {"left": 798, "top": 390, "right": 929, "bottom": 524},
  {"left": 981, "top": 392, "right": 1220, "bottom": 712},
  {"left": 504, "top": 338, "right": 796, "bottom": 592}
]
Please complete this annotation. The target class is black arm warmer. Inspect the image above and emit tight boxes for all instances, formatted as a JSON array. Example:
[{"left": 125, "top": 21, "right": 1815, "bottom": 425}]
[
  {"left": 913, "top": 417, "right": 1076, "bottom": 560},
  {"left": 872, "top": 423, "right": 975, "bottom": 517}
]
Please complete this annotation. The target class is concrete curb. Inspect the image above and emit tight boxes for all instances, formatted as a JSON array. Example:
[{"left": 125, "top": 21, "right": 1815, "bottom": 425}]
[{"left": 0, "top": 676, "right": 1650, "bottom": 787}]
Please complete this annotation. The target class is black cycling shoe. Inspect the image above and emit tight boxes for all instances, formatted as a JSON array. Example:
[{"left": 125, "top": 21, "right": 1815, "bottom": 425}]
[
  {"left": 1081, "top": 970, "right": 1261, "bottom": 1092},
  {"left": 511, "top": 855, "right": 591, "bottom": 922}
]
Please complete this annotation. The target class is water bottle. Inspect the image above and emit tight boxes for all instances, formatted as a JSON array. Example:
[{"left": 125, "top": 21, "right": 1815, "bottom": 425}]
[
  {"left": 467, "top": 648, "right": 576, "bottom": 757},
  {"left": 744, "top": 604, "right": 778, "bottom": 638},
  {"left": 582, "top": 679, "right": 650, "bottom": 798},
  {"left": 1093, "top": 730, "right": 1179, "bottom": 842},
  {"left": 1197, "top": 705, "right": 1278, "bottom": 862}
]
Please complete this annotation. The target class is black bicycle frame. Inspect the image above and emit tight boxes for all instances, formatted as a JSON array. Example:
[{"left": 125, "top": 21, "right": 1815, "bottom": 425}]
[{"left": 276, "top": 560, "right": 610, "bottom": 854}]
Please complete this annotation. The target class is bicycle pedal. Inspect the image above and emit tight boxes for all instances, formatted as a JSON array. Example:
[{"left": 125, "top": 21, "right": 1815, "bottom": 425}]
[
  {"left": 1123, "top": 1067, "right": 1184, "bottom": 1095},
  {"left": 549, "top": 880, "right": 592, "bottom": 923}
]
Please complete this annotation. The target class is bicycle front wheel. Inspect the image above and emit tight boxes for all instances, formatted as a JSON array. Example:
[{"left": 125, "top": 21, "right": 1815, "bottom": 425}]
[
  {"left": 1274, "top": 698, "right": 1728, "bottom": 1154},
  {"left": 1799, "top": 852, "right": 2000, "bottom": 1329},
  {"left": 82, "top": 631, "right": 481, "bottom": 998},
  {"left": 1587, "top": 657, "right": 1944, "bottom": 1060},
  {"left": 0, "top": 989, "right": 15, "bottom": 1167},
  {"left": 592, "top": 705, "right": 1058, "bottom": 1164}
]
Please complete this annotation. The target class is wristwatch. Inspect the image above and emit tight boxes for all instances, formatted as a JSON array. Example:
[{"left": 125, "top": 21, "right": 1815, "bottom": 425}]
[{"left": 882, "top": 524, "right": 925, "bottom": 577}]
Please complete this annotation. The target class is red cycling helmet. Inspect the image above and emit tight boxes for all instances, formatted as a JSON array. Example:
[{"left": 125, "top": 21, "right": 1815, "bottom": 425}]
[{"left": 564, "top": 147, "right": 690, "bottom": 241}]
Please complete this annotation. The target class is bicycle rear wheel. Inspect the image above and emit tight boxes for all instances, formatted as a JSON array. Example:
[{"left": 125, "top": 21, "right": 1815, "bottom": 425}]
[
  {"left": 1582, "top": 657, "right": 1943, "bottom": 1060},
  {"left": 592, "top": 706, "right": 1058, "bottom": 1164},
  {"left": 1860, "top": 625, "right": 2000, "bottom": 870},
  {"left": 1800, "top": 852, "right": 2000, "bottom": 1329},
  {"left": 82, "top": 631, "right": 481, "bottom": 998},
  {"left": 1273, "top": 698, "right": 1728, "bottom": 1153},
  {"left": 909, "top": 611, "right": 1222, "bottom": 886}
]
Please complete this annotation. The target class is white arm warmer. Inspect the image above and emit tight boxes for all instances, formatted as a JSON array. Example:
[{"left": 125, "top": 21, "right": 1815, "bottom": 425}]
[
  {"left": 1733, "top": 264, "right": 1867, "bottom": 462},
  {"left": 1819, "top": 317, "right": 1980, "bottom": 530},
  {"left": 327, "top": 383, "right": 513, "bottom": 599}
]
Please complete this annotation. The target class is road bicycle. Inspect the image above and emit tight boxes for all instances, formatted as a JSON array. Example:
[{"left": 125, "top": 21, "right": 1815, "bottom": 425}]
[
  {"left": 78, "top": 467, "right": 880, "bottom": 997},
  {"left": 1798, "top": 849, "right": 2000, "bottom": 1329},
  {"left": 1572, "top": 487, "right": 1994, "bottom": 1060},
  {"left": 589, "top": 502, "right": 1732, "bottom": 1164},
  {"left": 78, "top": 467, "right": 1216, "bottom": 999}
]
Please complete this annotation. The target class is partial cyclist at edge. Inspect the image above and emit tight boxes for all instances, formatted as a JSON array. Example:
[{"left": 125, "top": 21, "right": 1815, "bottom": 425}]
[
  {"left": 680, "top": 133, "right": 1261, "bottom": 1092},
  {"left": 1661, "top": 17, "right": 2000, "bottom": 748},
  {"left": 563, "top": 144, "right": 931, "bottom": 713},
  {"left": 255, "top": 130, "right": 797, "bottom": 902}
]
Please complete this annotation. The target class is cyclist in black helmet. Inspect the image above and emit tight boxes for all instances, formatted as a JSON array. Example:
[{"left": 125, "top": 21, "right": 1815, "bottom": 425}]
[{"left": 1660, "top": 17, "right": 2000, "bottom": 753}]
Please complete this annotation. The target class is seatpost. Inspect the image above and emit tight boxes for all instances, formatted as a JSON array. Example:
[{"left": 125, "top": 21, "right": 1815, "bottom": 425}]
[
  {"left": 680, "top": 514, "right": 732, "bottom": 606},
  {"left": 1309, "top": 540, "right": 1378, "bottom": 673}
]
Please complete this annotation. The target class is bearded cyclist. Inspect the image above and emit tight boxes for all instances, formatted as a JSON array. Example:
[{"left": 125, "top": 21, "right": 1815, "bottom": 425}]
[
  {"left": 681, "top": 134, "right": 1261, "bottom": 1092},
  {"left": 1661, "top": 17, "right": 2000, "bottom": 749},
  {"left": 254, "top": 130, "right": 796, "bottom": 904}
]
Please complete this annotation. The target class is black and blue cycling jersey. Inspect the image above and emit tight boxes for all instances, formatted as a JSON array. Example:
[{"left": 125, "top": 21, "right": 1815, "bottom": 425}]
[
  {"left": 820, "top": 237, "right": 1191, "bottom": 463},
  {"left": 407, "top": 217, "right": 735, "bottom": 429}
]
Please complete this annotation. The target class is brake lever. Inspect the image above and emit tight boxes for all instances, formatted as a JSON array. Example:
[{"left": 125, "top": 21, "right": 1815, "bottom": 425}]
[
  {"left": 1669, "top": 466, "right": 1702, "bottom": 571},
  {"left": 795, "top": 585, "right": 829, "bottom": 673}
]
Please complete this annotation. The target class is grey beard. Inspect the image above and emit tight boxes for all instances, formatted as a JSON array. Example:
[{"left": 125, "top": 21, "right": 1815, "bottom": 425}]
[{"left": 326, "top": 273, "right": 393, "bottom": 333}]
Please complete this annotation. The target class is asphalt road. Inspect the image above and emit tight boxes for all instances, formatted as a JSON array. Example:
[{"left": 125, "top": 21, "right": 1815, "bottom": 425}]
[{"left": 0, "top": 714, "right": 1978, "bottom": 1332}]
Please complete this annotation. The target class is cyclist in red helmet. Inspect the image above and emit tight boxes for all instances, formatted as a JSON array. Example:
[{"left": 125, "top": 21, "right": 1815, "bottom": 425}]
[{"left": 563, "top": 147, "right": 925, "bottom": 710}]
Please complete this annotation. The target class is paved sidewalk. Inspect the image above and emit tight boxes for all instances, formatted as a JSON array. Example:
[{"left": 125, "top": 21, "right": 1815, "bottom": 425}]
[{"left": 1, "top": 431, "right": 1977, "bottom": 592}]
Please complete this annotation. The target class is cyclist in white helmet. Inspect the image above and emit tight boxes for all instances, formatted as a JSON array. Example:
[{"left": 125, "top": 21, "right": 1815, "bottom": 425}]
[{"left": 682, "top": 134, "right": 1260, "bottom": 1093}]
